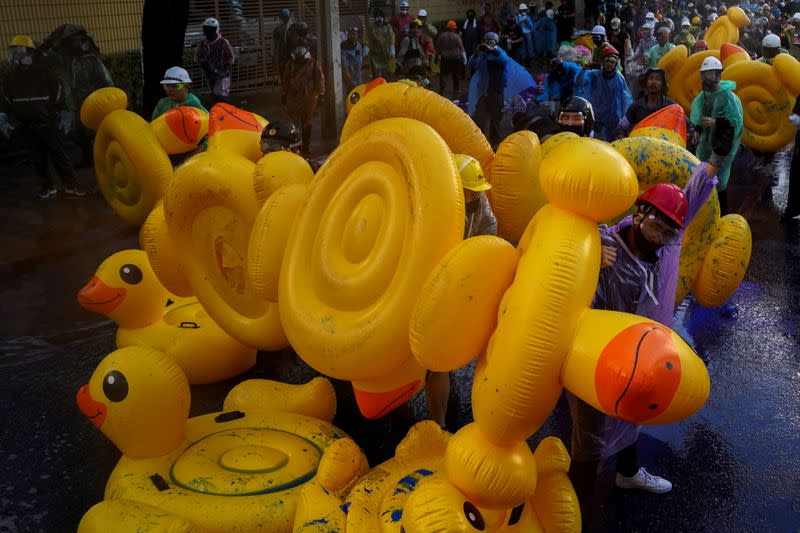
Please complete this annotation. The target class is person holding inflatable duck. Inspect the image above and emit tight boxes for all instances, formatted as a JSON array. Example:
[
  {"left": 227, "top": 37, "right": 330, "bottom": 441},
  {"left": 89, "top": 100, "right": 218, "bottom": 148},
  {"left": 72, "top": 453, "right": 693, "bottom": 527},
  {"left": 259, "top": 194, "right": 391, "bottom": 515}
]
[
  {"left": 425, "top": 154, "right": 497, "bottom": 431},
  {"left": 567, "top": 126, "right": 736, "bottom": 526}
]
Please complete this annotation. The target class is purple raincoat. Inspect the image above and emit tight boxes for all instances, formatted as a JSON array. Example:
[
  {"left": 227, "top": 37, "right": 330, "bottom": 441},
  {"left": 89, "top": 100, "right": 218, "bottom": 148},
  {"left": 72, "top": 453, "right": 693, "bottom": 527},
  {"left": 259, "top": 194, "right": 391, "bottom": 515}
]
[{"left": 568, "top": 162, "right": 718, "bottom": 461}]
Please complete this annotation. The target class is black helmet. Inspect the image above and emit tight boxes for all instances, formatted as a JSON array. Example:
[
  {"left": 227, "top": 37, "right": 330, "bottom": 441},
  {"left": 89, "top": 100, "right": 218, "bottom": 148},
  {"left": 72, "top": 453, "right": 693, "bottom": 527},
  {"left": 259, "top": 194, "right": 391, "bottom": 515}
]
[
  {"left": 548, "top": 57, "right": 565, "bottom": 76},
  {"left": 260, "top": 121, "right": 302, "bottom": 152},
  {"left": 558, "top": 96, "right": 594, "bottom": 137}
]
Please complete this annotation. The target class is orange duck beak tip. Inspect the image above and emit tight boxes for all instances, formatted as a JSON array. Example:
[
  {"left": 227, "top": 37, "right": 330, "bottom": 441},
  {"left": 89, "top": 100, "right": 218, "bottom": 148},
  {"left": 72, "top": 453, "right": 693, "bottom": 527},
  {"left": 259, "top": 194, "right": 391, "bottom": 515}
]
[
  {"left": 77, "top": 384, "right": 107, "bottom": 428},
  {"left": 595, "top": 323, "right": 682, "bottom": 424},
  {"left": 77, "top": 276, "right": 126, "bottom": 315},
  {"left": 352, "top": 380, "right": 422, "bottom": 420}
]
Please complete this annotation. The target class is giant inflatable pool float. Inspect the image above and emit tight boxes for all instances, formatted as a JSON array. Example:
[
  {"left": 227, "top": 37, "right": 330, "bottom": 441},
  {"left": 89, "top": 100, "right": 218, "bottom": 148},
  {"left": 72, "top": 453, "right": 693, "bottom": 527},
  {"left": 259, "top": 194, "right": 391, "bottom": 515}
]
[
  {"left": 163, "top": 151, "right": 289, "bottom": 350},
  {"left": 340, "top": 81, "right": 494, "bottom": 170},
  {"left": 612, "top": 136, "right": 752, "bottom": 307},
  {"left": 409, "top": 138, "right": 710, "bottom": 508},
  {"left": 659, "top": 44, "right": 800, "bottom": 151},
  {"left": 150, "top": 105, "right": 209, "bottom": 154},
  {"left": 77, "top": 347, "right": 366, "bottom": 532},
  {"left": 139, "top": 200, "right": 194, "bottom": 297},
  {"left": 702, "top": 6, "right": 750, "bottom": 50},
  {"left": 280, "top": 117, "right": 464, "bottom": 419},
  {"left": 77, "top": 249, "right": 256, "bottom": 384},
  {"left": 206, "top": 102, "right": 268, "bottom": 163},
  {"left": 293, "top": 421, "right": 580, "bottom": 533}
]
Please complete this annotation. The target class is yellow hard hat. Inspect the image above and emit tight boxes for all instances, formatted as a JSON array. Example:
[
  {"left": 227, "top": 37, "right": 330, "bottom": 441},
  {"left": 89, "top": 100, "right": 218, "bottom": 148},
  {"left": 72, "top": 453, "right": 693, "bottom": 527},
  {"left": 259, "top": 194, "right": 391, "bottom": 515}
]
[
  {"left": 691, "top": 16, "right": 701, "bottom": 25},
  {"left": 9, "top": 35, "right": 35, "bottom": 49},
  {"left": 454, "top": 154, "right": 491, "bottom": 192}
]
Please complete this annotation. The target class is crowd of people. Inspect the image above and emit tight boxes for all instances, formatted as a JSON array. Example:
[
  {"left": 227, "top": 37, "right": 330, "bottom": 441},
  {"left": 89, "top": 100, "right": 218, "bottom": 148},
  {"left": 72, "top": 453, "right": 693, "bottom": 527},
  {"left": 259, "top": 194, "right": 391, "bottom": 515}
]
[{"left": 2, "top": 3, "right": 799, "bottom": 531}]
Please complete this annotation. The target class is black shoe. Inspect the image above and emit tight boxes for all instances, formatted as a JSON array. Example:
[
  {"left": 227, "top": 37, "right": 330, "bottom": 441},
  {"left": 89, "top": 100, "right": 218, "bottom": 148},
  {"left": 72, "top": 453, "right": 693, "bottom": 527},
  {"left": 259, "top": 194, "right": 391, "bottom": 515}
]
[{"left": 37, "top": 187, "right": 57, "bottom": 199}]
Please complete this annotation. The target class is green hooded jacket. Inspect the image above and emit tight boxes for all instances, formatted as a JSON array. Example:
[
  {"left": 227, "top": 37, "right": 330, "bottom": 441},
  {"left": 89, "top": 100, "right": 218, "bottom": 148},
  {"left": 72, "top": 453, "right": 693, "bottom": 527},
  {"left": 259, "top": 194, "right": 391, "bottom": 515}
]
[{"left": 690, "top": 79, "right": 743, "bottom": 190}]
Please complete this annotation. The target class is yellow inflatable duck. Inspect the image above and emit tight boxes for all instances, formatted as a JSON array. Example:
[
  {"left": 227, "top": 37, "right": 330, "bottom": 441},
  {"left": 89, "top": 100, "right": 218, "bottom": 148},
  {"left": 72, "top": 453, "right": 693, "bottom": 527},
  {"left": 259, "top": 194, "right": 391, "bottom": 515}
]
[
  {"left": 77, "top": 249, "right": 256, "bottom": 384},
  {"left": 345, "top": 77, "right": 387, "bottom": 114},
  {"left": 702, "top": 6, "right": 750, "bottom": 50},
  {"left": 409, "top": 138, "right": 710, "bottom": 509},
  {"left": 292, "top": 421, "right": 580, "bottom": 533},
  {"left": 659, "top": 43, "right": 800, "bottom": 151},
  {"left": 77, "top": 346, "right": 367, "bottom": 532}
]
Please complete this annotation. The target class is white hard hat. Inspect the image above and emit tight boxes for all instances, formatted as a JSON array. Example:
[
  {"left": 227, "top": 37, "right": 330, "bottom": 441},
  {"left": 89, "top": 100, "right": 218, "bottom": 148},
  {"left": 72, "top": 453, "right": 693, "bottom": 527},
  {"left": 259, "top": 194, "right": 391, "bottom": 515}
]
[
  {"left": 161, "top": 66, "right": 192, "bottom": 84},
  {"left": 681, "top": 18, "right": 690, "bottom": 26},
  {"left": 203, "top": 17, "right": 220, "bottom": 28},
  {"left": 699, "top": 56, "right": 723, "bottom": 71},
  {"left": 592, "top": 24, "right": 606, "bottom": 36},
  {"left": 762, "top": 33, "right": 781, "bottom": 47},
  {"left": 708, "top": 13, "right": 718, "bottom": 21},
  {"left": 645, "top": 11, "right": 655, "bottom": 19},
  {"left": 418, "top": 8, "right": 427, "bottom": 17},
  {"left": 611, "top": 17, "right": 621, "bottom": 25},
  {"left": 400, "top": 1, "right": 409, "bottom": 8},
  {"left": 519, "top": 3, "right": 528, "bottom": 10},
  {"left": 793, "top": 12, "right": 800, "bottom": 21}
]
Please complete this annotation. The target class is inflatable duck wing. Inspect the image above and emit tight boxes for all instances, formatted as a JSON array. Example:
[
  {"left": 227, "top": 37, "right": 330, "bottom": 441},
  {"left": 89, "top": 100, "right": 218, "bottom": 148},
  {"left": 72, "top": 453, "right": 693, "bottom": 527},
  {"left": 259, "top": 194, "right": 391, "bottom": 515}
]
[
  {"left": 77, "top": 347, "right": 367, "bottom": 532},
  {"left": 77, "top": 249, "right": 256, "bottom": 384}
]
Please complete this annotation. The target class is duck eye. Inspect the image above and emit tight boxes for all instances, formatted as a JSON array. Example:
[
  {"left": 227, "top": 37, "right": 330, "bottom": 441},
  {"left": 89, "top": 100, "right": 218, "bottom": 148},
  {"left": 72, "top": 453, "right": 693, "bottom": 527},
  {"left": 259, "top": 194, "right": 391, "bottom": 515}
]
[
  {"left": 349, "top": 92, "right": 360, "bottom": 105},
  {"left": 102, "top": 370, "right": 128, "bottom": 402},
  {"left": 463, "top": 501, "right": 485, "bottom": 530},
  {"left": 119, "top": 264, "right": 143, "bottom": 285}
]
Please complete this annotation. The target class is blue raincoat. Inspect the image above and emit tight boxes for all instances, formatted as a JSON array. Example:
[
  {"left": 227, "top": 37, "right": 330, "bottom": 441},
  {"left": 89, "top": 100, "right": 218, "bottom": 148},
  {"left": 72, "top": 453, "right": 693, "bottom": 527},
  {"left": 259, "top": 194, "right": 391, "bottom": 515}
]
[
  {"left": 516, "top": 13, "right": 534, "bottom": 62},
  {"left": 533, "top": 16, "right": 558, "bottom": 56},
  {"left": 536, "top": 60, "right": 582, "bottom": 102},
  {"left": 467, "top": 46, "right": 535, "bottom": 115},
  {"left": 575, "top": 67, "right": 632, "bottom": 141}
]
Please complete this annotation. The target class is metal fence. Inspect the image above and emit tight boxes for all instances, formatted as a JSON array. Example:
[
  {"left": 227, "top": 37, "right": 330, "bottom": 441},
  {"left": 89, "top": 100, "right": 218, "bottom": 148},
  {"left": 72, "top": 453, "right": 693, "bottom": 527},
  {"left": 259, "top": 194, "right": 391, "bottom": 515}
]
[{"left": 1, "top": 0, "right": 370, "bottom": 93}]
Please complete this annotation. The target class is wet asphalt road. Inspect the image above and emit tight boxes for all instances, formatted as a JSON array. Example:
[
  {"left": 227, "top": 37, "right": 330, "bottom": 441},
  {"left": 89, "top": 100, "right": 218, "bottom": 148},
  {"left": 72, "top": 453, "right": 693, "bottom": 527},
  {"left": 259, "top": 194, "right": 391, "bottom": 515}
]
[{"left": 0, "top": 146, "right": 798, "bottom": 533}]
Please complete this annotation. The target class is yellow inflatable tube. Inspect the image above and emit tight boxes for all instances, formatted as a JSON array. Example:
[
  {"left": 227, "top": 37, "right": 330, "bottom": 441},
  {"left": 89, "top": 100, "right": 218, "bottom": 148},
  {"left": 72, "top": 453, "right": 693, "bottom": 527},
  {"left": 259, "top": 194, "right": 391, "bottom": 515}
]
[
  {"left": 77, "top": 347, "right": 366, "bottom": 533},
  {"left": 165, "top": 151, "right": 288, "bottom": 350},
  {"left": 279, "top": 117, "right": 464, "bottom": 420},
  {"left": 340, "top": 82, "right": 494, "bottom": 170}
]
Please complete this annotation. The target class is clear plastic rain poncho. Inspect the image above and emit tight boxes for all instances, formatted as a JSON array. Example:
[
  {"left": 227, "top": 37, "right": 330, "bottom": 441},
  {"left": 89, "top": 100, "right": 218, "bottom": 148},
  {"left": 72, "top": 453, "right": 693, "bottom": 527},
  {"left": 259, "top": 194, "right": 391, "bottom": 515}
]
[{"left": 569, "top": 162, "right": 717, "bottom": 461}]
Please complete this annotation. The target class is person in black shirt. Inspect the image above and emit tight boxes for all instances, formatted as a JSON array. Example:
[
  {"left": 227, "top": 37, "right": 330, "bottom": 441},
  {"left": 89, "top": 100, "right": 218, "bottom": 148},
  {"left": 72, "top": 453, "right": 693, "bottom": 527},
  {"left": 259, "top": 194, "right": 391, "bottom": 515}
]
[
  {"left": 468, "top": 32, "right": 507, "bottom": 145},
  {"left": 616, "top": 67, "right": 676, "bottom": 137},
  {"left": 556, "top": 0, "right": 576, "bottom": 43},
  {"left": 503, "top": 14, "right": 525, "bottom": 64}
]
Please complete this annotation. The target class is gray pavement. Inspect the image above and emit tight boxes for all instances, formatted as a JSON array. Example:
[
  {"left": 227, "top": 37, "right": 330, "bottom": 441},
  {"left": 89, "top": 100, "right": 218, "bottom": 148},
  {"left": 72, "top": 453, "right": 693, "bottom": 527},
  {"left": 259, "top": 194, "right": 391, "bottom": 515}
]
[{"left": 0, "top": 111, "right": 798, "bottom": 532}]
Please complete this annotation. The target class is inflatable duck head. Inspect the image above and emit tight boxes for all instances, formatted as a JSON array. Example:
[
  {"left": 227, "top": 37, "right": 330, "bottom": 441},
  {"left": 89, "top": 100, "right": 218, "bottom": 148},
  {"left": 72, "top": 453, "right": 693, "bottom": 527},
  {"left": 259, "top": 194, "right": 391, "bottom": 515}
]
[
  {"left": 345, "top": 77, "right": 387, "bottom": 114},
  {"left": 76, "top": 346, "right": 189, "bottom": 458},
  {"left": 78, "top": 249, "right": 170, "bottom": 329}
]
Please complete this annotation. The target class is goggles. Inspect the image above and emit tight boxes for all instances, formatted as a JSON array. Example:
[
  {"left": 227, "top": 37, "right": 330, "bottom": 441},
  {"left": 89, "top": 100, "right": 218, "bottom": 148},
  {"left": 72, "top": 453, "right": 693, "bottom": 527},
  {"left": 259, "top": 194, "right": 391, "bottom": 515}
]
[
  {"left": 164, "top": 83, "right": 186, "bottom": 89},
  {"left": 642, "top": 208, "right": 681, "bottom": 244}
]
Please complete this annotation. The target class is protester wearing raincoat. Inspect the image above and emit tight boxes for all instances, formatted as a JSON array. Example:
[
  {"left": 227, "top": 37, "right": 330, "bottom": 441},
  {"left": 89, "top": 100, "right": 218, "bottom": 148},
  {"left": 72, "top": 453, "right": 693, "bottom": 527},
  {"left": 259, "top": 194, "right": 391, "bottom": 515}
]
[
  {"left": 568, "top": 161, "right": 718, "bottom": 521},
  {"left": 533, "top": 9, "right": 558, "bottom": 58},
  {"left": 515, "top": 5, "right": 534, "bottom": 64},
  {"left": 690, "top": 79, "right": 743, "bottom": 194},
  {"left": 467, "top": 33, "right": 535, "bottom": 143},
  {"left": 575, "top": 47, "right": 632, "bottom": 141},
  {"left": 536, "top": 58, "right": 582, "bottom": 102},
  {"left": 340, "top": 27, "right": 364, "bottom": 92},
  {"left": 366, "top": 11, "right": 396, "bottom": 78}
]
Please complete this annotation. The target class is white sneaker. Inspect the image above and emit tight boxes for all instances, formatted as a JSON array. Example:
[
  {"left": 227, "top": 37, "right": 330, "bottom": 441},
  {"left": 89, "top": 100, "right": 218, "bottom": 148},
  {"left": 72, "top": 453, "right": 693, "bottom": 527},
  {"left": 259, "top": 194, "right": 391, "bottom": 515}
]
[
  {"left": 37, "top": 187, "right": 57, "bottom": 199},
  {"left": 615, "top": 467, "right": 672, "bottom": 494}
]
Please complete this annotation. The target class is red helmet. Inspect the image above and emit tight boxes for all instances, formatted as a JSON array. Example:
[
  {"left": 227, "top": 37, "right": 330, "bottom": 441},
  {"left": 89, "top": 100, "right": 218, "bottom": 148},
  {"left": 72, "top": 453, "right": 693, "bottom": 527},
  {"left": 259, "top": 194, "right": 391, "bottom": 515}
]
[
  {"left": 601, "top": 46, "right": 620, "bottom": 58},
  {"left": 636, "top": 183, "right": 688, "bottom": 228}
]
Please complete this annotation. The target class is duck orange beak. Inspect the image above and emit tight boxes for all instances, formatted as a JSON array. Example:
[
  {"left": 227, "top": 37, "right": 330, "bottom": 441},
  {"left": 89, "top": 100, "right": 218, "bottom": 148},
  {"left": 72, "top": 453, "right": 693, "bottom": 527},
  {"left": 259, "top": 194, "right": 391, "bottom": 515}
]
[
  {"left": 595, "top": 323, "right": 681, "bottom": 424},
  {"left": 77, "top": 384, "right": 107, "bottom": 428},
  {"left": 77, "top": 276, "right": 126, "bottom": 316},
  {"left": 352, "top": 380, "right": 421, "bottom": 420}
]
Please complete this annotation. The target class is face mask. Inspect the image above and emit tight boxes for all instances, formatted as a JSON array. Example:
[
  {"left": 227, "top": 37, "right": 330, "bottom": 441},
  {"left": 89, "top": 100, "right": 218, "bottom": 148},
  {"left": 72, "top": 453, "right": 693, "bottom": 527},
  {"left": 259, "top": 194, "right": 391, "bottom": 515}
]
[
  {"left": 10, "top": 47, "right": 32, "bottom": 66},
  {"left": 203, "top": 27, "right": 217, "bottom": 39},
  {"left": 593, "top": 35, "right": 604, "bottom": 45},
  {"left": 611, "top": 22, "right": 621, "bottom": 30},
  {"left": 375, "top": 17, "right": 384, "bottom": 23},
  {"left": 682, "top": 26, "right": 690, "bottom": 33}
]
